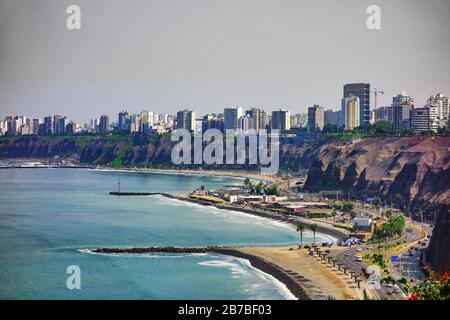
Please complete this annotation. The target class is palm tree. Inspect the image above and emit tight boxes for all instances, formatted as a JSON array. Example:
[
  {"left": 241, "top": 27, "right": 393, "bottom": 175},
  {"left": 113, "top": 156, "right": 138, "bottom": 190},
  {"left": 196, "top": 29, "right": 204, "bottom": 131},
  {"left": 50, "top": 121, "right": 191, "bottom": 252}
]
[
  {"left": 331, "top": 210, "right": 337, "bottom": 223},
  {"left": 310, "top": 223, "right": 318, "bottom": 244},
  {"left": 296, "top": 223, "right": 306, "bottom": 247}
]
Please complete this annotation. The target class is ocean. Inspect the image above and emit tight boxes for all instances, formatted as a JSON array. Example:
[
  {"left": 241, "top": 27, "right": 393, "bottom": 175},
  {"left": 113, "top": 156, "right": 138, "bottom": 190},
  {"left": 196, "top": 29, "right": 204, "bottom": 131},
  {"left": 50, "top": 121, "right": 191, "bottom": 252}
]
[{"left": 0, "top": 168, "right": 330, "bottom": 299}]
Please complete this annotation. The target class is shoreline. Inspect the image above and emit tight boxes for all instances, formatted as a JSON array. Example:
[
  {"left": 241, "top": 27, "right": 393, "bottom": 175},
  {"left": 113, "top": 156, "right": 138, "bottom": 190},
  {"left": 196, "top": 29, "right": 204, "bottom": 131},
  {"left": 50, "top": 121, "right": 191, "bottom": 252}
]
[
  {"left": 3, "top": 164, "right": 351, "bottom": 299},
  {"left": 147, "top": 192, "right": 346, "bottom": 242},
  {"left": 215, "top": 248, "right": 310, "bottom": 300}
]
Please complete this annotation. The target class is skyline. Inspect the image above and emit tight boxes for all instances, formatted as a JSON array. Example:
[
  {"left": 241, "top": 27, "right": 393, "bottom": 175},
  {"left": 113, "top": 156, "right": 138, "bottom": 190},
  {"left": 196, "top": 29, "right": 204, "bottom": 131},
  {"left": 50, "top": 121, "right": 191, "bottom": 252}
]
[{"left": 1, "top": 0, "right": 450, "bottom": 123}]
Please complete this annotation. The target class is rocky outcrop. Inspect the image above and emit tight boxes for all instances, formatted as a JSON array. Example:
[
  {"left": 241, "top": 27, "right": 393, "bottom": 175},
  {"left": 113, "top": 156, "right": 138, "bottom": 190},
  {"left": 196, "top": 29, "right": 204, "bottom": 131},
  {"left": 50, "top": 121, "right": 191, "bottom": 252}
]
[
  {"left": 302, "top": 137, "right": 450, "bottom": 212},
  {"left": 425, "top": 204, "right": 450, "bottom": 272}
]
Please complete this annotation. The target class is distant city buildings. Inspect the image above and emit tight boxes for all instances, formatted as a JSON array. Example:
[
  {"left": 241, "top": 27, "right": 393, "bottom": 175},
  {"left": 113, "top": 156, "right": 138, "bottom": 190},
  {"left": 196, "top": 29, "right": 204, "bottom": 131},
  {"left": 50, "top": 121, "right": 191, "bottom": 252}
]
[
  {"left": 410, "top": 108, "right": 430, "bottom": 134},
  {"left": 176, "top": 109, "right": 196, "bottom": 131},
  {"left": 307, "top": 105, "right": 324, "bottom": 133},
  {"left": 1, "top": 86, "right": 448, "bottom": 137},
  {"left": 341, "top": 95, "right": 360, "bottom": 130},
  {"left": 392, "top": 91, "right": 414, "bottom": 132},
  {"left": 271, "top": 109, "right": 291, "bottom": 132},
  {"left": 223, "top": 107, "right": 243, "bottom": 132},
  {"left": 343, "top": 83, "right": 371, "bottom": 125},
  {"left": 324, "top": 109, "right": 340, "bottom": 126}
]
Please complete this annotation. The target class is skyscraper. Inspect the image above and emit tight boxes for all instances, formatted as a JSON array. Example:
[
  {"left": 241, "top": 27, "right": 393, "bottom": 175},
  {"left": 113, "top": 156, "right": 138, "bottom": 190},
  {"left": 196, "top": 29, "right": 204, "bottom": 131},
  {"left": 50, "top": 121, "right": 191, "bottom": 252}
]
[
  {"left": 53, "top": 115, "right": 66, "bottom": 135},
  {"left": 223, "top": 107, "right": 243, "bottom": 132},
  {"left": 249, "top": 108, "right": 267, "bottom": 132},
  {"left": 341, "top": 96, "right": 360, "bottom": 130},
  {"left": 410, "top": 108, "right": 429, "bottom": 134},
  {"left": 271, "top": 109, "right": 291, "bottom": 132},
  {"left": 392, "top": 91, "right": 414, "bottom": 132},
  {"left": 118, "top": 111, "right": 133, "bottom": 132},
  {"left": 307, "top": 105, "right": 324, "bottom": 133},
  {"left": 43, "top": 116, "right": 53, "bottom": 135},
  {"left": 324, "top": 109, "right": 340, "bottom": 125},
  {"left": 176, "top": 109, "right": 196, "bottom": 131},
  {"left": 343, "top": 83, "right": 370, "bottom": 125},
  {"left": 98, "top": 115, "right": 109, "bottom": 134},
  {"left": 427, "top": 93, "right": 449, "bottom": 131}
]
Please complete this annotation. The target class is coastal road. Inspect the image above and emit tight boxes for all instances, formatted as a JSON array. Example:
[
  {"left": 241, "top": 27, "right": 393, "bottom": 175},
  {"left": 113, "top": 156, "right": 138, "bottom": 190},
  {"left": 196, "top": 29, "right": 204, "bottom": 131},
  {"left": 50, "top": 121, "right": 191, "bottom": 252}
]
[{"left": 334, "top": 246, "right": 401, "bottom": 300}]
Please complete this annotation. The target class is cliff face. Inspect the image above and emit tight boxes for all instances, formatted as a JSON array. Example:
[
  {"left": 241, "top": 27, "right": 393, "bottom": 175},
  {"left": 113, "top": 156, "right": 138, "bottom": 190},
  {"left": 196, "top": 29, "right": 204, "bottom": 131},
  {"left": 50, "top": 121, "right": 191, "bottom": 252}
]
[
  {"left": 426, "top": 204, "right": 450, "bottom": 272},
  {"left": 302, "top": 137, "right": 450, "bottom": 211}
]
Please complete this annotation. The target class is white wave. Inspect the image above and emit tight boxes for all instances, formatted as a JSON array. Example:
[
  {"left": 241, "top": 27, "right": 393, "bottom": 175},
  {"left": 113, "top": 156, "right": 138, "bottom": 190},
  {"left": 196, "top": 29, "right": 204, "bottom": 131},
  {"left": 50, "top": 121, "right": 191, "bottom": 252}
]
[
  {"left": 199, "top": 255, "right": 297, "bottom": 300},
  {"left": 84, "top": 167, "right": 244, "bottom": 181},
  {"left": 78, "top": 248, "right": 207, "bottom": 259},
  {"left": 150, "top": 194, "right": 337, "bottom": 244}
]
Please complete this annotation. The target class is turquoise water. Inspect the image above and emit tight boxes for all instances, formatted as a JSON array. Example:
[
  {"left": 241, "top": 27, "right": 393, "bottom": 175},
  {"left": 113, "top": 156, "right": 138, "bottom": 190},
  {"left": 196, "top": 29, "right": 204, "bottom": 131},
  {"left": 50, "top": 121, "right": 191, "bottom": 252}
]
[{"left": 0, "top": 168, "right": 330, "bottom": 299}]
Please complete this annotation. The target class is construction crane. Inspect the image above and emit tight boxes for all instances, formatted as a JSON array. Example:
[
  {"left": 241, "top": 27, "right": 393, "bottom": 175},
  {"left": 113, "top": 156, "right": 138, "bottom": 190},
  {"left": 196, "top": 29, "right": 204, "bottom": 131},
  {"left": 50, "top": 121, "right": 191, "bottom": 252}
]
[{"left": 372, "top": 88, "right": 385, "bottom": 117}]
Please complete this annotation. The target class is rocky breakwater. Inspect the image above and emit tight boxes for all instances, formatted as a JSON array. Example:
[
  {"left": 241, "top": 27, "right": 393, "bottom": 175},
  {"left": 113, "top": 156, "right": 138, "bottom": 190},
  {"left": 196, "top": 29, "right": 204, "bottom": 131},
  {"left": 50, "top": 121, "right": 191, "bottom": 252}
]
[{"left": 92, "top": 246, "right": 221, "bottom": 254}]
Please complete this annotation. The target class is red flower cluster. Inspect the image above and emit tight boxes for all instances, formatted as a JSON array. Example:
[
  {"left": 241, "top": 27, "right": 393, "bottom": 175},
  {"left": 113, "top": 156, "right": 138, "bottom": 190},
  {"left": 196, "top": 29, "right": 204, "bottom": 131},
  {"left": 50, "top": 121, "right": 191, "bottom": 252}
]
[{"left": 408, "top": 292, "right": 420, "bottom": 300}]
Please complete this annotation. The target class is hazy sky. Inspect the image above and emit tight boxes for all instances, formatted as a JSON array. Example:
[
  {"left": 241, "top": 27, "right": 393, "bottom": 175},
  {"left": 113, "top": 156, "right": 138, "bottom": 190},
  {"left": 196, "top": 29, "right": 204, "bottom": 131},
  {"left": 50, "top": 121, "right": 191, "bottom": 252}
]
[{"left": 0, "top": 0, "right": 449, "bottom": 123}]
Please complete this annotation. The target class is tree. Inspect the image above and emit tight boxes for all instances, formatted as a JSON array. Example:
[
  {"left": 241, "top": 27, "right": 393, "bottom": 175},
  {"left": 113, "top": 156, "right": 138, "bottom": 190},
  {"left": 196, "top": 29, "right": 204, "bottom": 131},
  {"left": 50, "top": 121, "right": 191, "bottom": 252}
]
[
  {"left": 331, "top": 210, "right": 337, "bottom": 222},
  {"left": 373, "top": 121, "right": 392, "bottom": 135},
  {"left": 350, "top": 210, "right": 357, "bottom": 219},
  {"left": 373, "top": 197, "right": 381, "bottom": 214},
  {"left": 310, "top": 224, "right": 318, "bottom": 243},
  {"left": 297, "top": 223, "right": 306, "bottom": 247},
  {"left": 244, "top": 178, "right": 250, "bottom": 187},
  {"left": 322, "top": 123, "right": 338, "bottom": 134},
  {"left": 342, "top": 202, "right": 354, "bottom": 214}
]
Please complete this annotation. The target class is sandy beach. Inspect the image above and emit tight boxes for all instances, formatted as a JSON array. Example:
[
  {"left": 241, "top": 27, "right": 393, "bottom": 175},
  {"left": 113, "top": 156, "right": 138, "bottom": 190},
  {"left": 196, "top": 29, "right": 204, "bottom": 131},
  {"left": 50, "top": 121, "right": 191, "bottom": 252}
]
[{"left": 230, "top": 246, "right": 361, "bottom": 300}]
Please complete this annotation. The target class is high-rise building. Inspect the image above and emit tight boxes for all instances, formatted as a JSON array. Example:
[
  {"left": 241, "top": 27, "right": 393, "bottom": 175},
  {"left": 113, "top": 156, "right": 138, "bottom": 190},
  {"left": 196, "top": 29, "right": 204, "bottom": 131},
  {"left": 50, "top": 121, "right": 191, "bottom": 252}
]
[
  {"left": 375, "top": 106, "right": 389, "bottom": 122},
  {"left": 202, "top": 114, "right": 224, "bottom": 133},
  {"left": 238, "top": 115, "right": 255, "bottom": 132},
  {"left": 223, "top": 107, "right": 243, "bottom": 132},
  {"left": 271, "top": 109, "right": 291, "bottom": 132},
  {"left": 343, "top": 83, "right": 371, "bottom": 125},
  {"left": 307, "top": 105, "right": 324, "bottom": 133},
  {"left": 290, "top": 113, "right": 308, "bottom": 128},
  {"left": 98, "top": 115, "right": 109, "bottom": 134},
  {"left": 410, "top": 108, "right": 429, "bottom": 134},
  {"left": 53, "top": 115, "right": 66, "bottom": 135},
  {"left": 32, "top": 119, "right": 42, "bottom": 135},
  {"left": 324, "top": 109, "right": 340, "bottom": 125},
  {"left": 176, "top": 109, "right": 196, "bottom": 131},
  {"left": 66, "top": 122, "right": 79, "bottom": 135},
  {"left": 118, "top": 111, "right": 133, "bottom": 132},
  {"left": 249, "top": 108, "right": 267, "bottom": 132},
  {"left": 341, "top": 96, "right": 360, "bottom": 130},
  {"left": 392, "top": 91, "right": 414, "bottom": 132},
  {"left": 43, "top": 116, "right": 53, "bottom": 135},
  {"left": 427, "top": 93, "right": 449, "bottom": 131}
]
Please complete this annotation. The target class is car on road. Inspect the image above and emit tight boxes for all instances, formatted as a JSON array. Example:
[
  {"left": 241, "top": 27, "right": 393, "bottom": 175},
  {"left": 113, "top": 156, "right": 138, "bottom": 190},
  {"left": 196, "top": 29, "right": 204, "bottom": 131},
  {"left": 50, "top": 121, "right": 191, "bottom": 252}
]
[
  {"left": 355, "top": 256, "right": 363, "bottom": 262},
  {"left": 356, "top": 248, "right": 363, "bottom": 251},
  {"left": 345, "top": 252, "right": 350, "bottom": 256}
]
